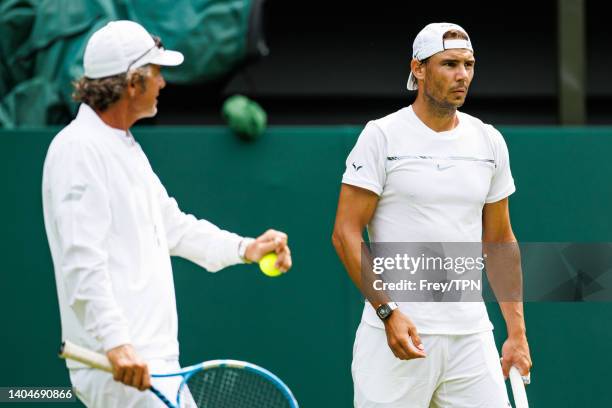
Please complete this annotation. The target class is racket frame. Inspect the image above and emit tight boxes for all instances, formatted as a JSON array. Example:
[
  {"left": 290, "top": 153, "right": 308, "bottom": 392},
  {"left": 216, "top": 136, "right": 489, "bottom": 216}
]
[{"left": 59, "top": 340, "right": 298, "bottom": 408}]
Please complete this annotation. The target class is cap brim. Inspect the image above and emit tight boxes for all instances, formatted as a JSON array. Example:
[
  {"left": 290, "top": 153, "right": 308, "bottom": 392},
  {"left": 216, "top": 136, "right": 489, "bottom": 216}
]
[
  {"left": 149, "top": 49, "right": 184, "bottom": 67},
  {"left": 407, "top": 73, "right": 418, "bottom": 91}
]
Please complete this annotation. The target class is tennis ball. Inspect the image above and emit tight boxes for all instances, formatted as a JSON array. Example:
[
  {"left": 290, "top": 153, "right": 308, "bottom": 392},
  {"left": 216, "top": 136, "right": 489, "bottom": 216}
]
[
  {"left": 221, "top": 95, "right": 267, "bottom": 141},
  {"left": 259, "top": 253, "right": 282, "bottom": 277}
]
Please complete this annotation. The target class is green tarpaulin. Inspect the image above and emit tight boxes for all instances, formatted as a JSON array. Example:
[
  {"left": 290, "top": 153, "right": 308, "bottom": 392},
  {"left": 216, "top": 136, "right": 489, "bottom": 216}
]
[{"left": 0, "top": 0, "right": 265, "bottom": 127}]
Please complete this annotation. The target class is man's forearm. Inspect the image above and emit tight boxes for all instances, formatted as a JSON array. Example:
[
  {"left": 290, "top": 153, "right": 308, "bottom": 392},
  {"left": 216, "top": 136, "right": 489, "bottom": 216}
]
[
  {"left": 483, "top": 240, "right": 526, "bottom": 337},
  {"left": 333, "top": 229, "right": 391, "bottom": 308},
  {"left": 499, "top": 301, "right": 526, "bottom": 338},
  {"left": 333, "top": 228, "right": 363, "bottom": 289}
]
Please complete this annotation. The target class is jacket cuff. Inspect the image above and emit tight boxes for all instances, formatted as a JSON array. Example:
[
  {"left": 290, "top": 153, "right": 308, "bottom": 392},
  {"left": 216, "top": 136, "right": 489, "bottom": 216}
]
[{"left": 101, "top": 329, "right": 132, "bottom": 352}]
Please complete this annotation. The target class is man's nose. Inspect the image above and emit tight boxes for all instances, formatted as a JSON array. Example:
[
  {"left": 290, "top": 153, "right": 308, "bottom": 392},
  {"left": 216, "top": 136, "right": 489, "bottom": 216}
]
[{"left": 456, "top": 65, "right": 468, "bottom": 81}]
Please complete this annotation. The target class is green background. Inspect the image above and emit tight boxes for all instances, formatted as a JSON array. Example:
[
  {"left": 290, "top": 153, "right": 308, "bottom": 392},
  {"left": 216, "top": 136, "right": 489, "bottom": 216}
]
[{"left": 0, "top": 126, "right": 611, "bottom": 407}]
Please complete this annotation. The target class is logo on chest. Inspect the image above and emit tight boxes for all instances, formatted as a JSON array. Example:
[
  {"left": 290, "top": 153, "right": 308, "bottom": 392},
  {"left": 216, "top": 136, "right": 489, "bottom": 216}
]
[{"left": 436, "top": 163, "right": 455, "bottom": 171}]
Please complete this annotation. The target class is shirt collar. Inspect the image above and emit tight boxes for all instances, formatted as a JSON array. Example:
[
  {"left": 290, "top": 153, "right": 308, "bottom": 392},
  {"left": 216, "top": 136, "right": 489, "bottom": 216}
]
[{"left": 76, "top": 104, "right": 137, "bottom": 146}]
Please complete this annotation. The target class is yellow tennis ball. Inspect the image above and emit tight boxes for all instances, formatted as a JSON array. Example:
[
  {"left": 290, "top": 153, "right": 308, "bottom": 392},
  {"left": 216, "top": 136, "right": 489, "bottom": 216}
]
[{"left": 259, "top": 253, "right": 282, "bottom": 277}]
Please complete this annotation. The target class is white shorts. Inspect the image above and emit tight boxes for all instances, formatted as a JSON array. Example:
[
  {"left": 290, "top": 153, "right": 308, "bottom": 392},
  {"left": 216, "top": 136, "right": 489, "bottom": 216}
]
[
  {"left": 352, "top": 322, "right": 510, "bottom": 408},
  {"left": 69, "top": 359, "right": 190, "bottom": 408}
]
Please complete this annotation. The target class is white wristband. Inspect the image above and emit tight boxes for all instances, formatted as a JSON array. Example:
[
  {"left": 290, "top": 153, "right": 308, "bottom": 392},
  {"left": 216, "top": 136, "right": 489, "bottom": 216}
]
[{"left": 238, "top": 237, "right": 255, "bottom": 263}]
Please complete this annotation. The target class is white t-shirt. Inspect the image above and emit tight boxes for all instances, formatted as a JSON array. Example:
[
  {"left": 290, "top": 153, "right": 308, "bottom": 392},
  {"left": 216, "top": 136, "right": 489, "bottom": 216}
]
[
  {"left": 43, "top": 104, "right": 246, "bottom": 367},
  {"left": 342, "top": 105, "right": 515, "bottom": 334}
]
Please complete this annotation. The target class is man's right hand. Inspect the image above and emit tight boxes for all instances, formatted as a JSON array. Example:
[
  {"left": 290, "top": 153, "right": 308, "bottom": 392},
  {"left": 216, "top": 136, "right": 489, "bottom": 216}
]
[
  {"left": 383, "top": 310, "right": 427, "bottom": 360},
  {"left": 106, "top": 344, "right": 151, "bottom": 391},
  {"left": 245, "top": 229, "right": 292, "bottom": 272}
]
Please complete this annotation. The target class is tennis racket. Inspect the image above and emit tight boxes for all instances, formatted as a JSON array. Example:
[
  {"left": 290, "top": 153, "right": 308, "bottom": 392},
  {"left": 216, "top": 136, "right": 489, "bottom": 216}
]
[
  {"left": 509, "top": 366, "right": 529, "bottom": 408},
  {"left": 59, "top": 340, "right": 298, "bottom": 408}
]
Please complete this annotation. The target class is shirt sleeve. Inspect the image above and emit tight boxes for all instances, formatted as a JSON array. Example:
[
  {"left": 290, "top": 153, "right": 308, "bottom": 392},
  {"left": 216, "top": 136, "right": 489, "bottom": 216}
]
[
  {"left": 485, "top": 125, "right": 516, "bottom": 203},
  {"left": 49, "top": 141, "right": 131, "bottom": 352},
  {"left": 341, "top": 122, "right": 387, "bottom": 195},
  {"left": 152, "top": 173, "right": 244, "bottom": 272}
]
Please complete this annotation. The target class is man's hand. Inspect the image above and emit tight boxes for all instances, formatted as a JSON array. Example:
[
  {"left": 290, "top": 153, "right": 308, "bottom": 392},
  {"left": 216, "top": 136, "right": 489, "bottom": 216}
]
[
  {"left": 106, "top": 344, "right": 151, "bottom": 391},
  {"left": 383, "top": 310, "right": 427, "bottom": 360},
  {"left": 501, "top": 334, "right": 532, "bottom": 379},
  {"left": 245, "top": 229, "right": 292, "bottom": 272}
]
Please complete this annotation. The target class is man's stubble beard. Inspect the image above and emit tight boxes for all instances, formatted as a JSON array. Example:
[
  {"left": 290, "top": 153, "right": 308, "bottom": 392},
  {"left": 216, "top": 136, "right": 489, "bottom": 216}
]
[{"left": 423, "top": 82, "right": 465, "bottom": 118}]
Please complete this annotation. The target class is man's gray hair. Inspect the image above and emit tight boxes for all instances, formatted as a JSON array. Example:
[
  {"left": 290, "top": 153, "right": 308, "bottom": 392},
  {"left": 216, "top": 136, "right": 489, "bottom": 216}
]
[{"left": 72, "top": 66, "right": 150, "bottom": 112}]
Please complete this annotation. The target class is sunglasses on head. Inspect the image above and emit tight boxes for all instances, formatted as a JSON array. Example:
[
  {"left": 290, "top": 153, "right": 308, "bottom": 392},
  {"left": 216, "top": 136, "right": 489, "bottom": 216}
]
[{"left": 126, "top": 35, "right": 163, "bottom": 74}]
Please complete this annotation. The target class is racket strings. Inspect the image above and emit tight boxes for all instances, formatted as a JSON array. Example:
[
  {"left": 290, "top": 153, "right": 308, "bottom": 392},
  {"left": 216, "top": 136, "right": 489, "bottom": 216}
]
[{"left": 181, "top": 367, "right": 291, "bottom": 408}]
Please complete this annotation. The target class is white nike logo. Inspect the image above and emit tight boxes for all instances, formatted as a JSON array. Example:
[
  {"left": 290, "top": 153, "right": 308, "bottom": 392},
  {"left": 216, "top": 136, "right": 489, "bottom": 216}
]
[{"left": 437, "top": 164, "right": 455, "bottom": 171}]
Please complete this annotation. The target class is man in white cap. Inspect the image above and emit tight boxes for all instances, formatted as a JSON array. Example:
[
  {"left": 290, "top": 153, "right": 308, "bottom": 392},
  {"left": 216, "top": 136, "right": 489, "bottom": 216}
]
[
  {"left": 333, "top": 23, "right": 532, "bottom": 406},
  {"left": 42, "top": 20, "right": 292, "bottom": 407}
]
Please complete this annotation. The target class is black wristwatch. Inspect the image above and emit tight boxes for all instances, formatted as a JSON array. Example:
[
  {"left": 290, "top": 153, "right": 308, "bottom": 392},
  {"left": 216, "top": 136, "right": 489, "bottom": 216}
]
[{"left": 376, "top": 302, "right": 398, "bottom": 321}]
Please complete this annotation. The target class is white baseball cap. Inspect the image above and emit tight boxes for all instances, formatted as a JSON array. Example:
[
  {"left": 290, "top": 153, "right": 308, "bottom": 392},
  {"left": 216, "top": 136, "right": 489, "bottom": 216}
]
[
  {"left": 83, "top": 20, "right": 184, "bottom": 79},
  {"left": 407, "top": 22, "right": 473, "bottom": 90}
]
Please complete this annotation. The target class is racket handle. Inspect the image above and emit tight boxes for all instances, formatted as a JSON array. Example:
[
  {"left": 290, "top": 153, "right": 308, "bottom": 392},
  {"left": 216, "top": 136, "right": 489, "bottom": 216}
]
[
  {"left": 509, "top": 366, "right": 529, "bottom": 408},
  {"left": 59, "top": 340, "right": 113, "bottom": 373}
]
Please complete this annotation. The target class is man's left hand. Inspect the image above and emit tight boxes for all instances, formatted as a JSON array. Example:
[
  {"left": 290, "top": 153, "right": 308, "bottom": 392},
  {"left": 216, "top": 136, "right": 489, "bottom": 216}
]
[
  {"left": 245, "top": 229, "right": 292, "bottom": 272},
  {"left": 501, "top": 334, "right": 532, "bottom": 380}
]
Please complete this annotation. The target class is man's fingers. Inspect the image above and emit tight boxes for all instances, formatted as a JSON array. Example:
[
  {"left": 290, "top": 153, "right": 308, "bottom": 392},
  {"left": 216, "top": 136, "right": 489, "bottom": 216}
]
[
  {"left": 500, "top": 357, "right": 512, "bottom": 379},
  {"left": 389, "top": 336, "right": 426, "bottom": 360},
  {"left": 402, "top": 339, "right": 426, "bottom": 359},
  {"left": 259, "top": 229, "right": 288, "bottom": 244},
  {"left": 131, "top": 365, "right": 144, "bottom": 390},
  {"left": 403, "top": 324, "right": 426, "bottom": 358},
  {"left": 388, "top": 339, "right": 409, "bottom": 360},
  {"left": 392, "top": 348, "right": 410, "bottom": 360},
  {"left": 113, "top": 366, "right": 124, "bottom": 383},
  {"left": 253, "top": 231, "right": 291, "bottom": 263},
  {"left": 275, "top": 239, "right": 290, "bottom": 253},
  {"left": 505, "top": 360, "right": 531, "bottom": 386},
  {"left": 383, "top": 311, "right": 426, "bottom": 360},
  {"left": 141, "top": 364, "right": 151, "bottom": 389},
  {"left": 134, "top": 362, "right": 151, "bottom": 391},
  {"left": 276, "top": 247, "right": 292, "bottom": 272},
  {"left": 121, "top": 365, "right": 134, "bottom": 387},
  {"left": 398, "top": 343, "right": 426, "bottom": 360},
  {"left": 106, "top": 344, "right": 150, "bottom": 390},
  {"left": 407, "top": 325, "right": 426, "bottom": 355},
  {"left": 256, "top": 240, "right": 278, "bottom": 256},
  {"left": 516, "top": 357, "right": 532, "bottom": 376},
  {"left": 409, "top": 330, "right": 425, "bottom": 352},
  {"left": 518, "top": 363, "right": 530, "bottom": 376},
  {"left": 280, "top": 257, "right": 292, "bottom": 272},
  {"left": 118, "top": 363, "right": 150, "bottom": 391},
  {"left": 274, "top": 240, "right": 288, "bottom": 254}
]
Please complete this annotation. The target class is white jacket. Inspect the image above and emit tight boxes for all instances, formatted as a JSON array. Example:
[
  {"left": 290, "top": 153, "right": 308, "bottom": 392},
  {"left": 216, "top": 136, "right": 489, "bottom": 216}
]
[{"left": 42, "top": 104, "right": 245, "bottom": 367}]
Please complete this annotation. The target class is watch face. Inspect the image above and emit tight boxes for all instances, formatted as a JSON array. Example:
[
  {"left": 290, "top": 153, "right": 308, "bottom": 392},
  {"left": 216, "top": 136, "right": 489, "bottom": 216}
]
[{"left": 377, "top": 304, "right": 391, "bottom": 319}]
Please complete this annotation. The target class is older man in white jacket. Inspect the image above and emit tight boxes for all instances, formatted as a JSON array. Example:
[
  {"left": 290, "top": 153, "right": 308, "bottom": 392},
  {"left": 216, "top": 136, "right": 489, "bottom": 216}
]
[{"left": 42, "top": 20, "right": 292, "bottom": 408}]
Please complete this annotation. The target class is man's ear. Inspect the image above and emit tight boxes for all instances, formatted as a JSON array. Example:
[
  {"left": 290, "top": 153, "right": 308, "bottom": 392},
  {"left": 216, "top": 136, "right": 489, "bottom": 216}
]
[
  {"left": 126, "top": 75, "right": 137, "bottom": 97},
  {"left": 410, "top": 58, "right": 426, "bottom": 83}
]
